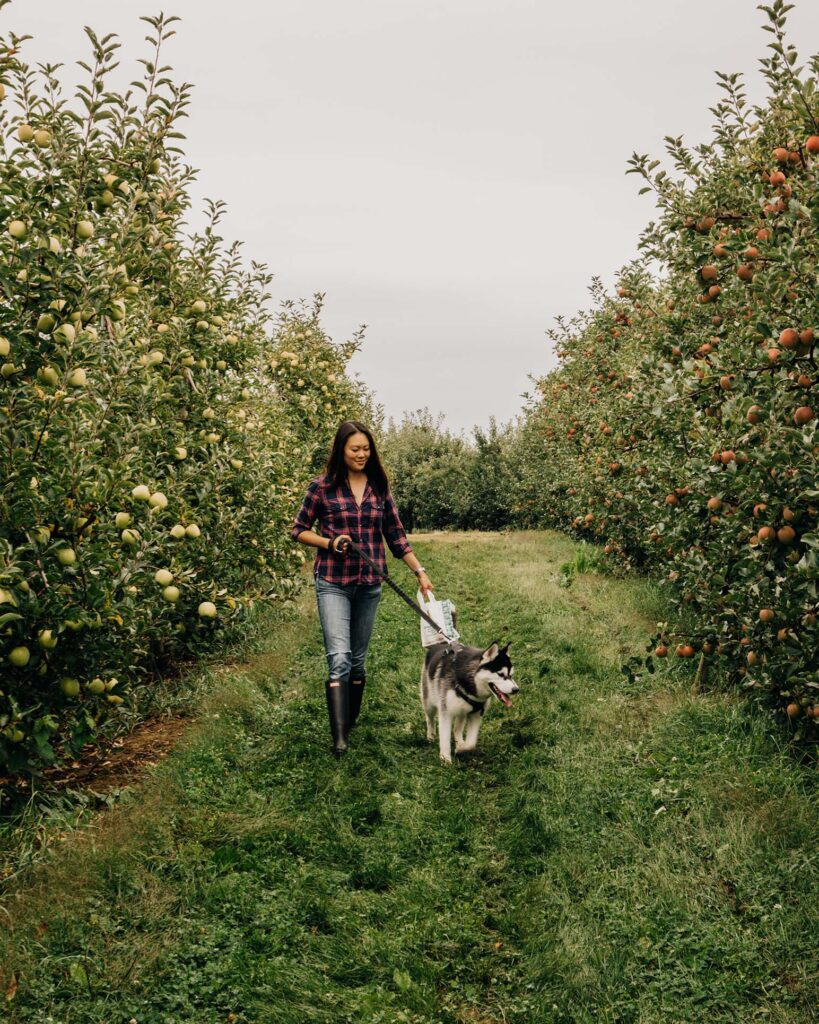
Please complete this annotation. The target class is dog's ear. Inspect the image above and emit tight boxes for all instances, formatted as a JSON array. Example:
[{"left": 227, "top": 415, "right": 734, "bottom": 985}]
[
  {"left": 502, "top": 641, "right": 511, "bottom": 652},
  {"left": 480, "top": 642, "right": 499, "bottom": 664}
]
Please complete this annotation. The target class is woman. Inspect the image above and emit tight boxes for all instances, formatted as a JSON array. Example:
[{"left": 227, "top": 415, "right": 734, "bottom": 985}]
[{"left": 291, "top": 420, "right": 434, "bottom": 758}]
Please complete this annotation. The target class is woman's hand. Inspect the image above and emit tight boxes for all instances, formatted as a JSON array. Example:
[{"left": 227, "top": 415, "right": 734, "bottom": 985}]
[
  {"left": 417, "top": 571, "right": 434, "bottom": 597},
  {"left": 331, "top": 534, "right": 353, "bottom": 556}
]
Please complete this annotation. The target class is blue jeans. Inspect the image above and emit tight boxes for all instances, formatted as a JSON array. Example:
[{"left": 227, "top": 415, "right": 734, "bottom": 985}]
[{"left": 315, "top": 576, "right": 382, "bottom": 683}]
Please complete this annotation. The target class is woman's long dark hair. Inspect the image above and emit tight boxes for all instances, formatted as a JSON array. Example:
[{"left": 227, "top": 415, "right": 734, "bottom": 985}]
[{"left": 325, "top": 420, "right": 390, "bottom": 498}]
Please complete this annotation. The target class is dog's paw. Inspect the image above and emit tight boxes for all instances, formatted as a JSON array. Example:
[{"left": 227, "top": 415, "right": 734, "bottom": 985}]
[{"left": 439, "top": 754, "right": 452, "bottom": 765}]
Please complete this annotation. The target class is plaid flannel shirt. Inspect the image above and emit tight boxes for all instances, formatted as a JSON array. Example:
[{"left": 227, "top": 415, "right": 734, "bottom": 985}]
[{"left": 291, "top": 474, "right": 413, "bottom": 584}]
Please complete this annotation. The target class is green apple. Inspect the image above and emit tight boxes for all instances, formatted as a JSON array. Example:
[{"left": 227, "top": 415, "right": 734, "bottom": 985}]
[
  {"left": 33, "top": 128, "right": 52, "bottom": 148},
  {"left": 60, "top": 677, "right": 80, "bottom": 697},
  {"left": 9, "top": 646, "right": 31, "bottom": 667},
  {"left": 67, "top": 368, "right": 87, "bottom": 387},
  {"left": 109, "top": 298, "right": 126, "bottom": 321},
  {"left": 99, "top": 189, "right": 114, "bottom": 207},
  {"left": 57, "top": 547, "right": 76, "bottom": 566},
  {"left": 181, "top": 355, "right": 195, "bottom": 367},
  {"left": 8, "top": 219, "right": 27, "bottom": 240},
  {"left": 55, "top": 323, "right": 76, "bottom": 343},
  {"left": 38, "top": 629, "right": 58, "bottom": 649},
  {"left": 203, "top": 408, "right": 215, "bottom": 420},
  {"left": 170, "top": 524, "right": 186, "bottom": 539},
  {"left": 115, "top": 512, "right": 131, "bottom": 529},
  {"left": 0, "top": 337, "right": 10, "bottom": 357},
  {"left": 1, "top": 363, "right": 17, "bottom": 379},
  {"left": 147, "top": 349, "right": 164, "bottom": 365},
  {"left": 174, "top": 446, "right": 187, "bottom": 460},
  {"left": 154, "top": 568, "right": 173, "bottom": 586},
  {"left": 216, "top": 360, "right": 227, "bottom": 371},
  {"left": 190, "top": 299, "right": 207, "bottom": 315},
  {"left": 198, "top": 601, "right": 217, "bottom": 618},
  {"left": 17, "top": 123, "right": 34, "bottom": 143},
  {"left": 74, "top": 516, "right": 92, "bottom": 536},
  {"left": 162, "top": 585, "right": 180, "bottom": 603},
  {"left": 86, "top": 677, "right": 106, "bottom": 695},
  {"left": 132, "top": 484, "right": 151, "bottom": 501},
  {"left": 38, "top": 366, "right": 59, "bottom": 386},
  {"left": 185, "top": 523, "right": 201, "bottom": 538},
  {"left": 230, "top": 458, "right": 244, "bottom": 470},
  {"left": 36, "top": 313, "right": 56, "bottom": 333},
  {"left": 121, "top": 528, "right": 140, "bottom": 546},
  {"left": 148, "top": 491, "right": 168, "bottom": 509},
  {"left": 76, "top": 220, "right": 94, "bottom": 240}
]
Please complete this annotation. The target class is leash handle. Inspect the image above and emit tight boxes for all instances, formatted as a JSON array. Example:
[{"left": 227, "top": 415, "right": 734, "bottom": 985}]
[{"left": 337, "top": 537, "right": 457, "bottom": 644}]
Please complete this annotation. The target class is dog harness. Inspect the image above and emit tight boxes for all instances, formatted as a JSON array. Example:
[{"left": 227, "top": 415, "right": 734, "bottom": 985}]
[{"left": 453, "top": 682, "right": 488, "bottom": 714}]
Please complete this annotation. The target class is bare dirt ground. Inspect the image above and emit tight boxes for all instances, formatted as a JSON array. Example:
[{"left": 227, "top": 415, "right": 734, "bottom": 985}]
[{"left": 24, "top": 715, "right": 193, "bottom": 795}]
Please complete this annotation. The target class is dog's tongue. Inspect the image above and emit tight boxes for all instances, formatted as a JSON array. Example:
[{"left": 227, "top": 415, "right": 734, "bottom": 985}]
[{"left": 492, "top": 685, "right": 512, "bottom": 708}]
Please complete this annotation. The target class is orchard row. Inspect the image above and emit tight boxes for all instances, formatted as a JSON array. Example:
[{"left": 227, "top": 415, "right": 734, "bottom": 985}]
[
  {"left": 510, "top": 4, "right": 818, "bottom": 733},
  {"left": 0, "top": 20, "right": 374, "bottom": 777}
]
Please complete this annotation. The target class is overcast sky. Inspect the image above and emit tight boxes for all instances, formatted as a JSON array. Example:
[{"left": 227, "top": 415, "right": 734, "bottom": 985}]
[{"left": 10, "top": 1, "right": 819, "bottom": 435}]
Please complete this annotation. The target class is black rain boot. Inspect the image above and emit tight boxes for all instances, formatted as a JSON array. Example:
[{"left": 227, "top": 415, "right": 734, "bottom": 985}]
[
  {"left": 325, "top": 678, "right": 350, "bottom": 758},
  {"left": 349, "top": 674, "right": 366, "bottom": 730}
]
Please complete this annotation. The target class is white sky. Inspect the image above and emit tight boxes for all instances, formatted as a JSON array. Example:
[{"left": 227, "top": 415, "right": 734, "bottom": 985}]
[{"left": 9, "top": 1, "right": 819, "bottom": 435}]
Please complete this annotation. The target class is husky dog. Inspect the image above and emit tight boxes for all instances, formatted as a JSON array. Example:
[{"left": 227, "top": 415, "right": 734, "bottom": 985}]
[{"left": 420, "top": 640, "right": 517, "bottom": 763}]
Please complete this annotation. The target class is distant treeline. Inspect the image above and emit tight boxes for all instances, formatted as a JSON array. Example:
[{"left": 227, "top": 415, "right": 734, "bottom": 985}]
[{"left": 380, "top": 410, "right": 519, "bottom": 533}]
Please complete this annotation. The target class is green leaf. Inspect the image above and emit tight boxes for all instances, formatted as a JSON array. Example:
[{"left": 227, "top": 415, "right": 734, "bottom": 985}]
[
  {"left": 393, "top": 969, "right": 412, "bottom": 992},
  {"left": 68, "top": 962, "right": 88, "bottom": 987}
]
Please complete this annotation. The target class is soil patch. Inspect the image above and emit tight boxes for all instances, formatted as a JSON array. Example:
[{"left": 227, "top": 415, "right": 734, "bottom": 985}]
[{"left": 38, "top": 714, "right": 193, "bottom": 794}]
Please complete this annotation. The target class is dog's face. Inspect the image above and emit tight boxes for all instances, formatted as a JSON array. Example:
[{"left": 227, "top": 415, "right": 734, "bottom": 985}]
[{"left": 475, "top": 642, "right": 518, "bottom": 707}]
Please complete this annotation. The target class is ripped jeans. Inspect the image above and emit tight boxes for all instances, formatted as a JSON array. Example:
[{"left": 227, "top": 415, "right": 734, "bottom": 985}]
[{"left": 315, "top": 575, "right": 382, "bottom": 683}]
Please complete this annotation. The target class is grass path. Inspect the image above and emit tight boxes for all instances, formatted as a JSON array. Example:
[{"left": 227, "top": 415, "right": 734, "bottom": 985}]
[{"left": 1, "top": 531, "right": 816, "bottom": 1023}]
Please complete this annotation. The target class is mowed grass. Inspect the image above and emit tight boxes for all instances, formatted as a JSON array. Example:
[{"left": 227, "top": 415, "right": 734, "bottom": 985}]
[{"left": 1, "top": 531, "right": 816, "bottom": 1023}]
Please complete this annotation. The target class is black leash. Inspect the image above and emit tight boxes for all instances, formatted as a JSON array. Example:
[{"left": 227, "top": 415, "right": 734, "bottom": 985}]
[{"left": 336, "top": 537, "right": 458, "bottom": 645}]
